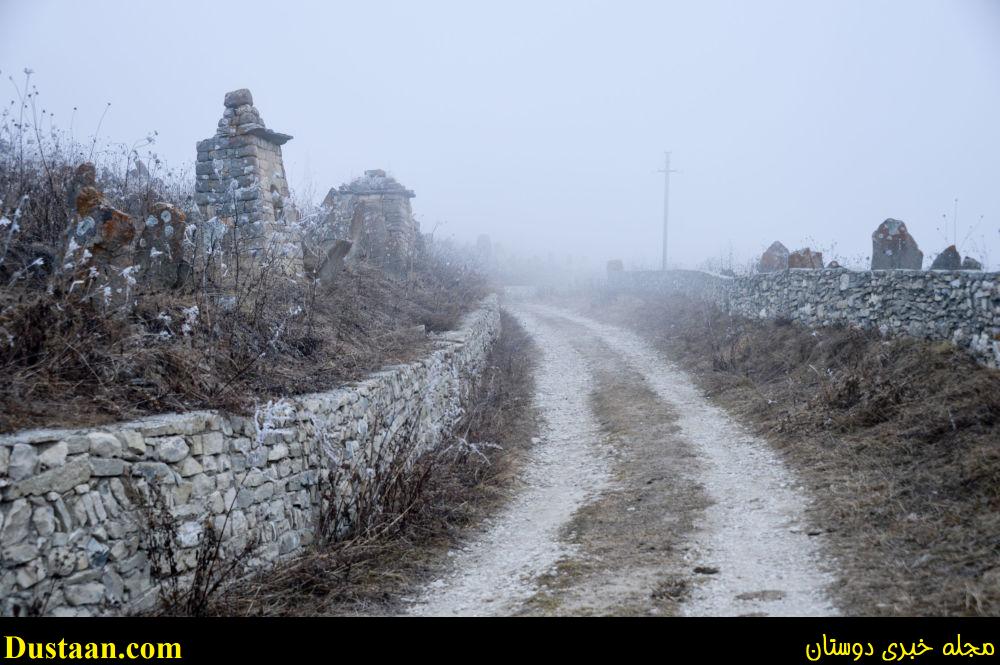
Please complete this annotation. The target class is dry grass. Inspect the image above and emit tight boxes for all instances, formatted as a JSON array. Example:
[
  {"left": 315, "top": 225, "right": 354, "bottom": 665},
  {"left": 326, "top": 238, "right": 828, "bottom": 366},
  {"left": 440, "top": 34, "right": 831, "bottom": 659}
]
[
  {"left": 584, "top": 290, "right": 1000, "bottom": 616},
  {"left": 210, "top": 309, "right": 538, "bottom": 616},
  {"left": 0, "top": 73, "right": 489, "bottom": 433}
]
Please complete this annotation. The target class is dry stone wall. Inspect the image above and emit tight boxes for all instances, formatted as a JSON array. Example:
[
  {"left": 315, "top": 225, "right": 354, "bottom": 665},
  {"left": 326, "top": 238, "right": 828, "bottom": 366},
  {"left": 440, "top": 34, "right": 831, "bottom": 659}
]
[
  {"left": 0, "top": 296, "right": 500, "bottom": 616},
  {"left": 607, "top": 268, "right": 1000, "bottom": 367}
]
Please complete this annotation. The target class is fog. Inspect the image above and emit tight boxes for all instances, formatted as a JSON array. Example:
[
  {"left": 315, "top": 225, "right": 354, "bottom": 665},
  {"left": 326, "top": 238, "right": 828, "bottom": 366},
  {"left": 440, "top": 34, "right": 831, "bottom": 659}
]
[{"left": 2, "top": 0, "right": 998, "bottom": 271}]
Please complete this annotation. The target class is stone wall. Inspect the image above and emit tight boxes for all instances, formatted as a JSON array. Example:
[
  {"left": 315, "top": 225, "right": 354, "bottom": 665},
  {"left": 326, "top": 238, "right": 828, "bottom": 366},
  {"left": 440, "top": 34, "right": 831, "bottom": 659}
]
[
  {"left": 0, "top": 296, "right": 500, "bottom": 616},
  {"left": 607, "top": 268, "right": 1000, "bottom": 367}
]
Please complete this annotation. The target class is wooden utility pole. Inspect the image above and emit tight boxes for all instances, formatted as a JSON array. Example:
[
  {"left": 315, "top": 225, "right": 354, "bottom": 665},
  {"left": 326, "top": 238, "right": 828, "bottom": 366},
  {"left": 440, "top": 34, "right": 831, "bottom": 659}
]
[{"left": 658, "top": 152, "right": 679, "bottom": 270}]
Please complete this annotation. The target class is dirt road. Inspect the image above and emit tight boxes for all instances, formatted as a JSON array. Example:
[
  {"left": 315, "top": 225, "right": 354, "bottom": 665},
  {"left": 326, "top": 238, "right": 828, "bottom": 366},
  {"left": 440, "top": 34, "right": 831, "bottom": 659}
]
[{"left": 408, "top": 302, "right": 839, "bottom": 616}]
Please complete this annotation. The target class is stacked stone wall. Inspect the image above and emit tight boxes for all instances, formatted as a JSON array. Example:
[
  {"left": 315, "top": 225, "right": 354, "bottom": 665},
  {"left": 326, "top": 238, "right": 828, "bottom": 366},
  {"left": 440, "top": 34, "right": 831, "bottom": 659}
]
[
  {"left": 607, "top": 268, "right": 1000, "bottom": 367},
  {"left": 0, "top": 297, "right": 500, "bottom": 616}
]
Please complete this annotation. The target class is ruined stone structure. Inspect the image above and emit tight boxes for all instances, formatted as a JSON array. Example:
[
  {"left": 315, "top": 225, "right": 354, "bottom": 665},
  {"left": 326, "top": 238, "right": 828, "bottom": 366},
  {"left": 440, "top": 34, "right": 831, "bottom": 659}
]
[
  {"left": 194, "top": 89, "right": 295, "bottom": 257},
  {"left": 0, "top": 297, "right": 500, "bottom": 616},
  {"left": 871, "top": 219, "right": 923, "bottom": 270},
  {"left": 320, "top": 170, "right": 419, "bottom": 274},
  {"left": 758, "top": 241, "right": 789, "bottom": 273},
  {"left": 606, "top": 268, "right": 1000, "bottom": 367}
]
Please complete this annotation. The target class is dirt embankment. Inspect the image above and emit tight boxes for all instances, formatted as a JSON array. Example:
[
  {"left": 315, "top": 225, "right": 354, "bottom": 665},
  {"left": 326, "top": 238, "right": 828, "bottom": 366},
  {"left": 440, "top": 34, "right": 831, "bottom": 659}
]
[{"left": 580, "top": 290, "right": 1000, "bottom": 616}]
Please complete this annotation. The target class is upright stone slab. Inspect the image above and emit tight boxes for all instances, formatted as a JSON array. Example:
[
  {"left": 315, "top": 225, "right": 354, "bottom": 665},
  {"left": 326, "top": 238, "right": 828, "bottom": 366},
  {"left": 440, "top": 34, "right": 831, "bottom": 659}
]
[
  {"left": 320, "top": 170, "right": 418, "bottom": 275},
  {"left": 961, "top": 256, "right": 983, "bottom": 271},
  {"left": 871, "top": 219, "right": 923, "bottom": 270},
  {"left": 194, "top": 89, "right": 294, "bottom": 258},
  {"left": 758, "top": 241, "right": 789, "bottom": 273},
  {"left": 135, "top": 203, "right": 188, "bottom": 288},
  {"left": 788, "top": 247, "right": 824, "bottom": 269},
  {"left": 931, "top": 245, "right": 962, "bottom": 270}
]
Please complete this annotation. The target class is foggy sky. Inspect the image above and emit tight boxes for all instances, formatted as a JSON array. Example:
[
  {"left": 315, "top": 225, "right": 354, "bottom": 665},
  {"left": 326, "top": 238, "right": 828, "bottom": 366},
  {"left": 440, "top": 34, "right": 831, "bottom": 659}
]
[{"left": 2, "top": 0, "right": 998, "bottom": 270}]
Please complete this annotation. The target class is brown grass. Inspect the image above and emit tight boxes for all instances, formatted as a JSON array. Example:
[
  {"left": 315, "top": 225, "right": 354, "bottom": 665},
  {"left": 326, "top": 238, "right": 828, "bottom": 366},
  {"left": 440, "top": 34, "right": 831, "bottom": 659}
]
[
  {"left": 583, "top": 290, "right": 1000, "bottom": 616},
  {"left": 0, "top": 258, "right": 488, "bottom": 433}
]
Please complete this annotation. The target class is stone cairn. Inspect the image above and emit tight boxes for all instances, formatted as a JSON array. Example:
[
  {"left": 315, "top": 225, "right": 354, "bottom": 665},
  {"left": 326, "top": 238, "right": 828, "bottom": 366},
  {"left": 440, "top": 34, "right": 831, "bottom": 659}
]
[
  {"left": 871, "top": 218, "right": 923, "bottom": 270},
  {"left": 194, "top": 89, "right": 295, "bottom": 259},
  {"left": 319, "top": 170, "right": 419, "bottom": 275}
]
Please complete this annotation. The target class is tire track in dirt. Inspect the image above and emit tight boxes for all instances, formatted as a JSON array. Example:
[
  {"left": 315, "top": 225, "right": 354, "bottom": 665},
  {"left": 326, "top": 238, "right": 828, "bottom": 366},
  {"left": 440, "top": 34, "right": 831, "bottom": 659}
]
[
  {"left": 405, "top": 304, "right": 612, "bottom": 616},
  {"left": 408, "top": 301, "right": 839, "bottom": 616},
  {"left": 542, "top": 304, "right": 840, "bottom": 616}
]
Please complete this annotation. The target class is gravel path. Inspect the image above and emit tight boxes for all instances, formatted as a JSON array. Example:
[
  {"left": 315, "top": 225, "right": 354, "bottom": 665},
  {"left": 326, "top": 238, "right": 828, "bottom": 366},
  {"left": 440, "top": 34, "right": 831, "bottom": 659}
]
[
  {"left": 408, "top": 301, "right": 838, "bottom": 616},
  {"left": 406, "top": 305, "right": 612, "bottom": 616}
]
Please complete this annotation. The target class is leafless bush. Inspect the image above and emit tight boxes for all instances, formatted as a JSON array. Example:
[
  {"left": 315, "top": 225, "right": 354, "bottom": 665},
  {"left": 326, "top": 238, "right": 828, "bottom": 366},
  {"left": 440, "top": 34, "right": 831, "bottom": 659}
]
[{"left": 124, "top": 475, "right": 260, "bottom": 617}]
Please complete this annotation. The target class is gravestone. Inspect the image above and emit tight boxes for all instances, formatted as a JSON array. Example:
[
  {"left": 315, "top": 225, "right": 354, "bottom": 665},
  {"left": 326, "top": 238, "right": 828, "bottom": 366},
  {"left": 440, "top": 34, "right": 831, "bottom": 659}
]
[
  {"left": 758, "top": 241, "right": 789, "bottom": 273},
  {"left": 788, "top": 247, "right": 824, "bottom": 269},
  {"left": 64, "top": 163, "right": 138, "bottom": 282},
  {"left": 135, "top": 202, "right": 189, "bottom": 288},
  {"left": 871, "top": 219, "right": 923, "bottom": 270},
  {"left": 930, "top": 245, "right": 962, "bottom": 270},
  {"left": 961, "top": 256, "right": 983, "bottom": 271}
]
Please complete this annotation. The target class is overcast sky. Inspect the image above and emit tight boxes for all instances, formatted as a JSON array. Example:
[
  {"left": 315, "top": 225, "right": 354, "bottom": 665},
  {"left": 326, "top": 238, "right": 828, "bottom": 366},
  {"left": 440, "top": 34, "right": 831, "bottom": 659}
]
[{"left": 2, "top": 0, "right": 998, "bottom": 270}]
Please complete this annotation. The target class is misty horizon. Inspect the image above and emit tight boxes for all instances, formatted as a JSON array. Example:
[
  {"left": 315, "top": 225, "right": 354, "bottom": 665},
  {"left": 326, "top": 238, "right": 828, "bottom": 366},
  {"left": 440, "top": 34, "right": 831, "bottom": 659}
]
[{"left": 2, "top": 0, "right": 998, "bottom": 271}]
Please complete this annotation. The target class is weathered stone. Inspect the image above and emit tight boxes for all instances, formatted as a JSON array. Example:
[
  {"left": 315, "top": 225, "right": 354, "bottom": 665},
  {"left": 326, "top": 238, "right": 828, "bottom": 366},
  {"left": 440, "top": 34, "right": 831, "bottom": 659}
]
[
  {"left": 130, "top": 462, "right": 177, "bottom": 484},
  {"left": 38, "top": 441, "right": 68, "bottom": 469},
  {"left": 788, "top": 248, "right": 824, "bottom": 270},
  {"left": 136, "top": 202, "right": 189, "bottom": 289},
  {"left": 48, "top": 548, "right": 77, "bottom": 577},
  {"left": 1, "top": 500, "right": 31, "bottom": 542},
  {"left": 65, "top": 582, "right": 105, "bottom": 606},
  {"left": 154, "top": 436, "right": 189, "bottom": 463},
  {"left": 267, "top": 443, "right": 289, "bottom": 461},
  {"left": 178, "top": 457, "right": 203, "bottom": 478},
  {"left": 931, "top": 245, "right": 962, "bottom": 270},
  {"left": 8, "top": 458, "right": 91, "bottom": 498},
  {"left": 961, "top": 256, "right": 983, "bottom": 271},
  {"left": 88, "top": 432, "right": 122, "bottom": 458},
  {"left": 64, "top": 436, "right": 91, "bottom": 454},
  {"left": 3, "top": 543, "right": 39, "bottom": 565},
  {"left": 758, "top": 241, "right": 789, "bottom": 273},
  {"left": 32, "top": 505, "right": 55, "bottom": 537},
  {"left": 15, "top": 558, "right": 46, "bottom": 589},
  {"left": 8, "top": 444, "right": 38, "bottom": 480},
  {"left": 116, "top": 430, "right": 146, "bottom": 457},
  {"left": 89, "top": 458, "right": 125, "bottom": 477},
  {"left": 871, "top": 219, "right": 923, "bottom": 270},
  {"left": 177, "top": 521, "right": 202, "bottom": 548},
  {"left": 224, "top": 88, "right": 253, "bottom": 108}
]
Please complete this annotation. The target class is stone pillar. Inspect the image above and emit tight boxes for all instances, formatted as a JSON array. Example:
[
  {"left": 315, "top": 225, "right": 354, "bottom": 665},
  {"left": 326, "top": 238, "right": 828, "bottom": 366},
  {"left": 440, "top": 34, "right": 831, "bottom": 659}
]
[{"left": 194, "top": 89, "right": 295, "bottom": 258}]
